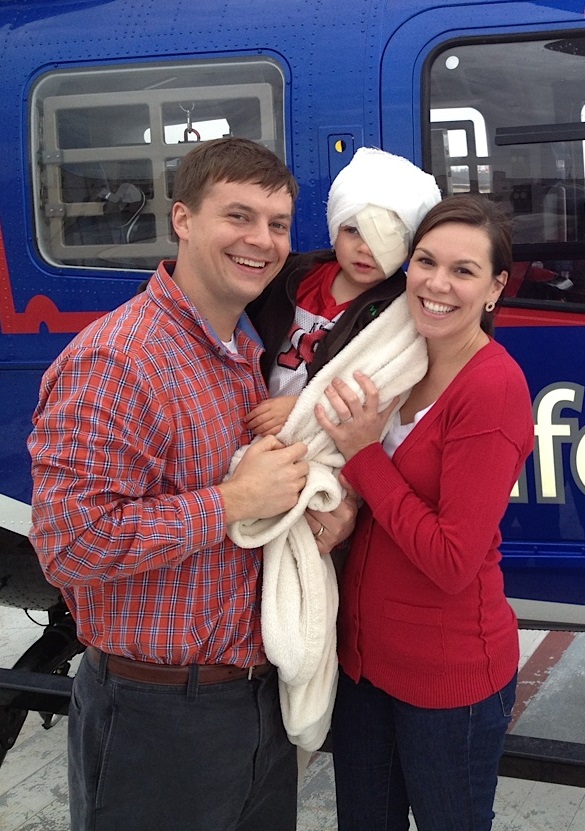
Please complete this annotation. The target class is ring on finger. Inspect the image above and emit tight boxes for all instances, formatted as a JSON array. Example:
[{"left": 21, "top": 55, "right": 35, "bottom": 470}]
[
  {"left": 340, "top": 416, "right": 352, "bottom": 424},
  {"left": 314, "top": 524, "right": 325, "bottom": 539}
]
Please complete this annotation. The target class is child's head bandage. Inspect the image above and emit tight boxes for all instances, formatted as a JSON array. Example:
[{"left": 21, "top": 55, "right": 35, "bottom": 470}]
[
  {"left": 353, "top": 206, "right": 409, "bottom": 277},
  {"left": 327, "top": 147, "right": 442, "bottom": 274}
]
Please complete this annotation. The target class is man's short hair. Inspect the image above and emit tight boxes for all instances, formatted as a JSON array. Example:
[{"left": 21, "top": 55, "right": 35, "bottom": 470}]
[{"left": 172, "top": 137, "right": 298, "bottom": 213}]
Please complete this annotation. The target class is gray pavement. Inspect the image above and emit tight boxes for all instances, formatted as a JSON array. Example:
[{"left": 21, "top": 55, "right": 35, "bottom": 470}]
[{"left": 2, "top": 607, "right": 585, "bottom": 830}]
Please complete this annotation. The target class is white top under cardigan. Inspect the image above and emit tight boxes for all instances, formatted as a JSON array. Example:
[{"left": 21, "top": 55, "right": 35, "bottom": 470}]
[{"left": 383, "top": 403, "right": 434, "bottom": 458}]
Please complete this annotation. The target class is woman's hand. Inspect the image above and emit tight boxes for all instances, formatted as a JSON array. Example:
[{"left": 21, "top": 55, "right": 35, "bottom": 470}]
[{"left": 315, "top": 371, "right": 399, "bottom": 460}]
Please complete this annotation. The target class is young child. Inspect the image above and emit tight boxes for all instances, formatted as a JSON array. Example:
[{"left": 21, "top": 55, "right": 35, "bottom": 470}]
[{"left": 245, "top": 147, "right": 441, "bottom": 437}]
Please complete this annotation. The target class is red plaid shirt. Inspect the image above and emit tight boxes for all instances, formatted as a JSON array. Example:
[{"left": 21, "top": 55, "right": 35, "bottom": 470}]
[{"left": 28, "top": 262, "right": 268, "bottom": 667}]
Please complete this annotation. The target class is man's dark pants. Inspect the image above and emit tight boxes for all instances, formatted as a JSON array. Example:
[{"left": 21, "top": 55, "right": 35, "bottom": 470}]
[{"left": 68, "top": 651, "right": 297, "bottom": 830}]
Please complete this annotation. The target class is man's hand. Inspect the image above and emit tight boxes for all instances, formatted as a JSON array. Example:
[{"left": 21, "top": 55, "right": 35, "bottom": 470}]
[
  {"left": 305, "top": 486, "right": 359, "bottom": 557},
  {"left": 219, "top": 436, "right": 308, "bottom": 523}
]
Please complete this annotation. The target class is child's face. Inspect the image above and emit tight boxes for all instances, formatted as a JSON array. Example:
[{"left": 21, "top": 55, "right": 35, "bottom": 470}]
[{"left": 333, "top": 225, "right": 387, "bottom": 300}]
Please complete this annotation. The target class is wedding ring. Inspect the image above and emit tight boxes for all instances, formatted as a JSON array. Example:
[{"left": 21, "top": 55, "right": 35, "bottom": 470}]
[
  {"left": 314, "top": 524, "right": 325, "bottom": 539},
  {"left": 340, "top": 416, "right": 352, "bottom": 423}
]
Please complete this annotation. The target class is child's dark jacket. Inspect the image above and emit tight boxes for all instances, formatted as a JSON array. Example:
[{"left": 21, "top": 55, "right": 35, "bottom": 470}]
[{"left": 246, "top": 249, "right": 406, "bottom": 385}]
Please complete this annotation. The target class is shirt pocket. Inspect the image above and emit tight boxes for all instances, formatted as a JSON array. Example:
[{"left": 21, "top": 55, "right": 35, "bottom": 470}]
[{"left": 381, "top": 600, "right": 446, "bottom": 675}]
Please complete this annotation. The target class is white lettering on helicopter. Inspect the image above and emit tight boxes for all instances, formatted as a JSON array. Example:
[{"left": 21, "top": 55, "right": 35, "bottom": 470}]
[
  {"left": 1, "top": 384, "right": 584, "bottom": 532},
  {"left": 511, "top": 383, "right": 585, "bottom": 503}
]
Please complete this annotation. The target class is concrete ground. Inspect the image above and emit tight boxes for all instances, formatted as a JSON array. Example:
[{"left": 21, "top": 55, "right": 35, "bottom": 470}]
[{"left": 2, "top": 607, "right": 585, "bottom": 830}]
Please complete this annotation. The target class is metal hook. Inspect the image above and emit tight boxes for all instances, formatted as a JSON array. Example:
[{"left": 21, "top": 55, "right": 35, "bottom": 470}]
[
  {"left": 180, "top": 103, "right": 200, "bottom": 143},
  {"left": 183, "top": 125, "right": 201, "bottom": 142}
]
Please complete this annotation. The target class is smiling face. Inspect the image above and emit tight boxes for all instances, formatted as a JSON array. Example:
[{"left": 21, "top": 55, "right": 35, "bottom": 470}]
[
  {"left": 171, "top": 179, "right": 293, "bottom": 337},
  {"left": 331, "top": 224, "right": 387, "bottom": 303},
  {"left": 406, "top": 221, "right": 506, "bottom": 351}
]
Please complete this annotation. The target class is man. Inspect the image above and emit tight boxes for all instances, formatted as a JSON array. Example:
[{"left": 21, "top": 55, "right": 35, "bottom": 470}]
[{"left": 28, "top": 138, "right": 353, "bottom": 831}]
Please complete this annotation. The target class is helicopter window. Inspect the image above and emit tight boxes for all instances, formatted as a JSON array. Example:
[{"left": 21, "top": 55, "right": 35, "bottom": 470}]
[
  {"left": 30, "top": 58, "right": 286, "bottom": 272},
  {"left": 427, "top": 36, "right": 585, "bottom": 309}
]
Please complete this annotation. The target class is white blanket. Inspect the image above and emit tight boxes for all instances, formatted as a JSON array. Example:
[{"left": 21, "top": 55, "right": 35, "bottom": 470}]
[{"left": 227, "top": 293, "right": 428, "bottom": 750}]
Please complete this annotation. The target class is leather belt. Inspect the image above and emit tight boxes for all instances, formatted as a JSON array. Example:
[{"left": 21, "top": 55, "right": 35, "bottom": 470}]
[{"left": 86, "top": 646, "right": 272, "bottom": 686}]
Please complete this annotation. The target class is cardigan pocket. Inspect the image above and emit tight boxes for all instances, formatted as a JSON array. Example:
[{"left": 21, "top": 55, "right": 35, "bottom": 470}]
[{"left": 381, "top": 600, "right": 446, "bottom": 674}]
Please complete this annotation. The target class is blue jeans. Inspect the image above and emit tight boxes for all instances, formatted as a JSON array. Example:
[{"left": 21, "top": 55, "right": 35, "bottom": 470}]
[
  {"left": 68, "top": 652, "right": 297, "bottom": 831},
  {"left": 332, "top": 668, "right": 517, "bottom": 831}
]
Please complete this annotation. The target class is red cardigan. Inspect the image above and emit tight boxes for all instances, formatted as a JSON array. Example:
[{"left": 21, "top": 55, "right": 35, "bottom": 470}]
[{"left": 338, "top": 340, "right": 534, "bottom": 708}]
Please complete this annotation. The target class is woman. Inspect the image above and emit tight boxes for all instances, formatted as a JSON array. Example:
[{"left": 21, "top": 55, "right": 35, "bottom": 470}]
[{"left": 315, "top": 194, "right": 535, "bottom": 831}]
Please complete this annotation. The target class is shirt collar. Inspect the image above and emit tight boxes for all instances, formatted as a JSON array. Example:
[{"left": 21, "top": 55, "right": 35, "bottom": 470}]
[{"left": 148, "top": 260, "right": 264, "bottom": 354}]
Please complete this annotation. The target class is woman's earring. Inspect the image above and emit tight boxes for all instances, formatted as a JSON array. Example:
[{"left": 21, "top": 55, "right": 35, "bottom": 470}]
[{"left": 485, "top": 301, "right": 496, "bottom": 312}]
